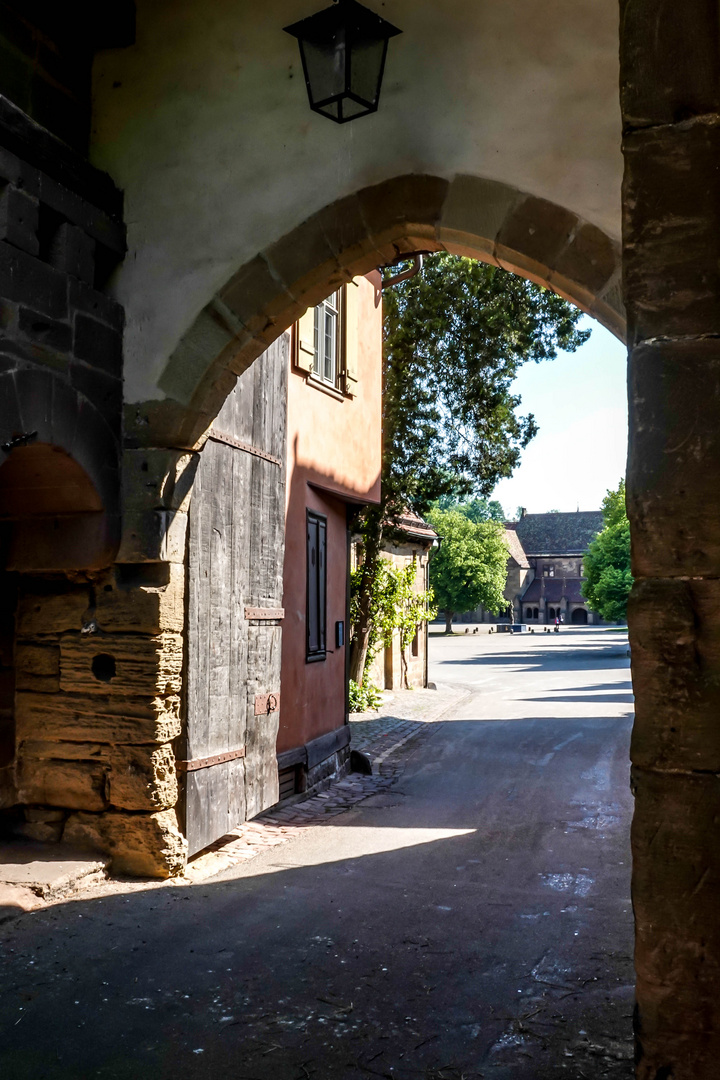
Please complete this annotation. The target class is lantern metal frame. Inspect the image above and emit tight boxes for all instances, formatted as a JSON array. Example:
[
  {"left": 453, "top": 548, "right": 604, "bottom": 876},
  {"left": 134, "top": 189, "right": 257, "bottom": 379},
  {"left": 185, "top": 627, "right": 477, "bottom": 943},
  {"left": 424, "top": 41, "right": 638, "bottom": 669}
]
[{"left": 284, "top": 0, "right": 402, "bottom": 124}]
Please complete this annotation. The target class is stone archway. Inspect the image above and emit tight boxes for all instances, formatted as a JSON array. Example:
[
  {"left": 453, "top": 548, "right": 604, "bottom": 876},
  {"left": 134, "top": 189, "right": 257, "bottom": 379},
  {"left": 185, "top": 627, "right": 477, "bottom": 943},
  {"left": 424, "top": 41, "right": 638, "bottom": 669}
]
[
  {"left": 571, "top": 608, "right": 588, "bottom": 625},
  {"left": 126, "top": 174, "right": 623, "bottom": 456},
  {"left": 112, "top": 174, "right": 626, "bottom": 883}
]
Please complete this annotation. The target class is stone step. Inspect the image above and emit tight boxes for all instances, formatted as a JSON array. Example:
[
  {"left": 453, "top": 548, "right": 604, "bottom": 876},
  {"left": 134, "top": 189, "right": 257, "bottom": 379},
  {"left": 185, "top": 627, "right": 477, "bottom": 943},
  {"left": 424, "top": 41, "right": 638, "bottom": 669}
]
[{"left": 0, "top": 841, "right": 110, "bottom": 916}]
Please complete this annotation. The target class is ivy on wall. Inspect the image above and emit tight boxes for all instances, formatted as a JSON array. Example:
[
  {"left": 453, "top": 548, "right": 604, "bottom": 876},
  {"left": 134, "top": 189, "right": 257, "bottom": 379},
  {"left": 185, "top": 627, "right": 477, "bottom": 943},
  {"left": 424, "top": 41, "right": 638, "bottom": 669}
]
[{"left": 349, "top": 558, "right": 436, "bottom": 706}]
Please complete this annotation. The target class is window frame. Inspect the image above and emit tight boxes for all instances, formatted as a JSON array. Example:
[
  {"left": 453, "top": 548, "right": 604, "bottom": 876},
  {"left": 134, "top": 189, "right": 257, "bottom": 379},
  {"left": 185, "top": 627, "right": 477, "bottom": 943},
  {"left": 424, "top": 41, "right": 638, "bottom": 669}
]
[
  {"left": 306, "top": 509, "right": 327, "bottom": 663},
  {"left": 310, "top": 288, "right": 346, "bottom": 392}
]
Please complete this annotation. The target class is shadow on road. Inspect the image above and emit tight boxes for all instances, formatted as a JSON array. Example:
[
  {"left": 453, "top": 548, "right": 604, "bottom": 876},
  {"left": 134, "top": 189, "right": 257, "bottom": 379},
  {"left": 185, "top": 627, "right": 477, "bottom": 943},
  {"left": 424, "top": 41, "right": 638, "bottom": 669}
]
[
  {"left": 0, "top": 824, "right": 634, "bottom": 1080},
  {"left": 437, "top": 647, "right": 630, "bottom": 670},
  {"left": 1, "top": 710, "right": 635, "bottom": 1080}
]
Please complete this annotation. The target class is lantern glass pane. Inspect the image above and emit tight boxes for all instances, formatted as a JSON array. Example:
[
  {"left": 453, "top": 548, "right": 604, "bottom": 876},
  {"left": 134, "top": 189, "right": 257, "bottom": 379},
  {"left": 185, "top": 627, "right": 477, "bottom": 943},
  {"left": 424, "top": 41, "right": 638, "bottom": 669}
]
[
  {"left": 318, "top": 100, "right": 341, "bottom": 121},
  {"left": 341, "top": 97, "right": 371, "bottom": 120},
  {"left": 302, "top": 32, "right": 347, "bottom": 106},
  {"left": 348, "top": 37, "right": 386, "bottom": 107}
]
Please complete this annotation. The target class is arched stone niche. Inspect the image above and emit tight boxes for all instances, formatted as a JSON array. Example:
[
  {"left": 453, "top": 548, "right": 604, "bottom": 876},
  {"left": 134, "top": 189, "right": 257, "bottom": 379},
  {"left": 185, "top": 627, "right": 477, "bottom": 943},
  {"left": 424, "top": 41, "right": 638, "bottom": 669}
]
[
  {"left": 125, "top": 174, "right": 625, "bottom": 454},
  {"left": 0, "top": 368, "right": 120, "bottom": 571}
]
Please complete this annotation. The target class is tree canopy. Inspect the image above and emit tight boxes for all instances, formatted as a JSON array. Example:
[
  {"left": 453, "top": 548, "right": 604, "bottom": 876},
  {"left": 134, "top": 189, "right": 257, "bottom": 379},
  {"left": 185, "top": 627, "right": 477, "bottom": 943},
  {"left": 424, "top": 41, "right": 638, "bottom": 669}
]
[
  {"left": 426, "top": 508, "right": 509, "bottom": 631},
  {"left": 382, "top": 253, "right": 590, "bottom": 520},
  {"left": 582, "top": 479, "right": 633, "bottom": 623},
  {"left": 350, "top": 254, "right": 589, "bottom": 681},
  {"left": 435, "top": 495, "right": 506, "bottom": 523}
]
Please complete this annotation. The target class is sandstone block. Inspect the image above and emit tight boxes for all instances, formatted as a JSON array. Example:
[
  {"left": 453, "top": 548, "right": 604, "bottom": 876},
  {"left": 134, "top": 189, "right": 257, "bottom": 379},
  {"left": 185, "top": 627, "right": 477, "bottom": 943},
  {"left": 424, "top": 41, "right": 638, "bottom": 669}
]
[
  {"left": 157, "top": 305, "right": 248, "bottom": 407},
  {"left": 20, "top": 739, "right": 108, "bottom": 761},
  {"left": 59, "top": 631, "right": 183, "bottom": 697},
  {"left": 263, "top": 213, "right": 341, "bottom": 304},
  {"left": 17, "top": 588, "right": 91, "bottom": 635},
  {"left": 107, "top": 743, "right": 178, "bottom": 811},
  {"left": 0, "top": 763, "right": 17, "bottom": 809},
  {"left": 623, "top": 120, "right": 720, "bottom": 344},
  {"left": 315, "top": 191, "right": 374, "bottom": 265},
  {"left": 15, "top": 643, "right": 60, "bottom": 693},
  {"left": 0, "top": 185, "right": 39, "bottom": 255},
  {"left": 122, "top": 448, "right": 199, "bottom": 514},
  {"left": 634, "top": 1027, "right": 720, "bottom": 1080},
  {"left": 117, "top": 507, "right": 188, "bottom": 564},
  {"left": 629, "top": 578, "right": 720, "bottom": 771},
  {"left": 123, "top": 398, "right": 214, "bottom": 454},
  {"left": 64, "top": 808, "right": 187, "bottom": 878},
  {"left": 549, "top": 221, "right": 619, "bottom": 300},
  {"left": 49, "top": 222, "right": 95, "bottom": 284},
  {"left": 620, "top": 0, "right": 720, "bottom": 128},
  {"left": 24, "top": 806, "right": 66, "bottom": 822},
  {"left": 16, "top": 755, "right": 107, "bottom": 811},
  {"left": 15, "top": 691, "right": 181, "bottom": 745},
  {"left": 93, "top": 564, "right": 185, "bottom": 634},
  {"left": 219, "top": 253, "right": 296, "bottom": 334},
  {"left": 628, "top": 338, "right": 720, "bottom": 577},
  {"left": 15, "top": 821, "right": 64, "bottom": 843},
  {"left": 356, "top": 174, "right": 449, "bottom": 242},
  {"left": 591, "top": 276, "right": 626, "bottom": 342},
  {"left": 17, "top": 739, "right": 177, "bottom": 811},
  {"left": 496, "top": 195, "right": 577, "bottom": 287},
  {"left": 633, "top": 766, "right": 720, "bottom": 1033},
  {"left": 439, "top": 174, "right": 519, "bottom": 258}
]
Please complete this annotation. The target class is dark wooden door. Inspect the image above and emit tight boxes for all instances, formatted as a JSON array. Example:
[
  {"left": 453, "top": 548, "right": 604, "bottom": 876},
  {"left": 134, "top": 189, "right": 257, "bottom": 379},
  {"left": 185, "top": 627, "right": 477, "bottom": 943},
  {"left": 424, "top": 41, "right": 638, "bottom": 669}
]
[{"left": 184, "top": 337, "right": 287, "bottom": 856}]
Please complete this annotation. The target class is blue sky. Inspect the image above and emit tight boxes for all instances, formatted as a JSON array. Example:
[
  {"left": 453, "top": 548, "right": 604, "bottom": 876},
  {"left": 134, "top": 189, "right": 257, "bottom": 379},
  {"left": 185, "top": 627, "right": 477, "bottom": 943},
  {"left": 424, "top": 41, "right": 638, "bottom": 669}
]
[{"left": 491, "top": 316, "right": 627, "bottom": 516}]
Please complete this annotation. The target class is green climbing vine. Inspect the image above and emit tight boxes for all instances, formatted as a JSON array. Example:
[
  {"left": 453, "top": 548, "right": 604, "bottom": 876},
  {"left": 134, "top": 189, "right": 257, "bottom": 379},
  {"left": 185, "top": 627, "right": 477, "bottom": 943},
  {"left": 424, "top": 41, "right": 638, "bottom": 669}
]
[{"left": 349, "top": 557, "right": 437, "bottom": 706}]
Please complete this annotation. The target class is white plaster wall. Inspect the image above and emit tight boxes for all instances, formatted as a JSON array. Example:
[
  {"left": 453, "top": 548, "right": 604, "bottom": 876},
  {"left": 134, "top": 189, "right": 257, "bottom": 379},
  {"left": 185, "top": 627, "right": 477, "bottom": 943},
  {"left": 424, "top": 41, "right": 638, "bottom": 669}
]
[{"left": 91, "top": 0, "right": 621, "bottom": 403}]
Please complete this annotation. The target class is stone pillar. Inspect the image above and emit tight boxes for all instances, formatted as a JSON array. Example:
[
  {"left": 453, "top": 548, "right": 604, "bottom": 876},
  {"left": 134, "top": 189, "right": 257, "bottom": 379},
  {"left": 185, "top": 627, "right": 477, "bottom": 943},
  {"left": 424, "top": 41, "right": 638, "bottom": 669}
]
[
  {"left": 621, "top": 3, "right": 720, "bottom": 1075},
  {"left": 13, "top": 562, "right": 188, "bottom": 877}
]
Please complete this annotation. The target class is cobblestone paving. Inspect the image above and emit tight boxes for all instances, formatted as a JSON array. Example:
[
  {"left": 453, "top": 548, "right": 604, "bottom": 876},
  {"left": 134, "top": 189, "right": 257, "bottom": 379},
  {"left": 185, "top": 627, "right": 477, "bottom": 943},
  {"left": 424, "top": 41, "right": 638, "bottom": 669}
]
[{"left": 184, "top": 685, "right": 468, "bottom": 882}]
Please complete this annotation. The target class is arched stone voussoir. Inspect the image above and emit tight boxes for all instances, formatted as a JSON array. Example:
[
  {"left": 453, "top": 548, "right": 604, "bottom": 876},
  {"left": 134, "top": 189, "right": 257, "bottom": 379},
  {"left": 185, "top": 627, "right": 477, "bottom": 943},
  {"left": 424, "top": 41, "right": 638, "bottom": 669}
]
[{"left": 155, "top": 173, "right": 624, "bottom": 451}]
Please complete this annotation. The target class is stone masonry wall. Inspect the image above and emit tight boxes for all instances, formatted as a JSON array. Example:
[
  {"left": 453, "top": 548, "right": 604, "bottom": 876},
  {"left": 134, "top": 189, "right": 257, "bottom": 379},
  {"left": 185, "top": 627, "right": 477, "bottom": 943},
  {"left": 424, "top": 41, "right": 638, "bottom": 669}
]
[
  {"left": 12, "top": 567, "right": 187, "bottom": 876},
  {"left": 621, "top": 3, "right": 720, "bottom": 1076},
  {"left": 0, "top": 96, "right": 187, "bottom": 877}
]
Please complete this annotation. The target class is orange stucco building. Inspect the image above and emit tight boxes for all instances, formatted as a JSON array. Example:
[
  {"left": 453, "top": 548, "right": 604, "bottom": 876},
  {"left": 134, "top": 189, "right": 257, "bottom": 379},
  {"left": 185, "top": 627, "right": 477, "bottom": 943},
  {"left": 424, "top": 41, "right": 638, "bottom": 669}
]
[{"left": 277, "top": 273, "right": 382, "bottom": 798}]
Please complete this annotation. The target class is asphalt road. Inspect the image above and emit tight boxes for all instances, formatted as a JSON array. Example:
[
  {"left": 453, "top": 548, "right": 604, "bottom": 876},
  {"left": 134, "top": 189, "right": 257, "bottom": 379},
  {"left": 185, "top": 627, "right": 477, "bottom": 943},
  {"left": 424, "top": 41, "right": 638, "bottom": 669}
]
[{"left": 1, "top": 628, "right": 634, "bottom": 1079}]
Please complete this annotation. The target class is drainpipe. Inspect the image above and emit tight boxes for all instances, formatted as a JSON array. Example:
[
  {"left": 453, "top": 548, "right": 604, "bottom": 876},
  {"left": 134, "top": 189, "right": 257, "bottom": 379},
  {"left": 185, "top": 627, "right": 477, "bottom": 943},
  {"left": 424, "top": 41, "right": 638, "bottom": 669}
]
[{"left": 380, "top": 253, "right": 424, "bottom": 290}]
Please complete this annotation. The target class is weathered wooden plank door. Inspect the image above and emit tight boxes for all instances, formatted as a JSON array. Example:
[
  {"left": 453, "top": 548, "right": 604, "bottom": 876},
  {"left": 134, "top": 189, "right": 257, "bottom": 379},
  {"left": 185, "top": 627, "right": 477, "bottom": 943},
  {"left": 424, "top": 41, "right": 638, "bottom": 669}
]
[{"left": 183, "top": 336, "right": 287, "bottom": 856}]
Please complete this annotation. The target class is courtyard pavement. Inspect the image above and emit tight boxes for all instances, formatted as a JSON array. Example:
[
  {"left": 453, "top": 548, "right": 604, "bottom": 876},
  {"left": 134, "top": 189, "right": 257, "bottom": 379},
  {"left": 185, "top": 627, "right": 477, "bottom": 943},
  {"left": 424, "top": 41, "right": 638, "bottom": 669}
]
[{"left": 0, "top": 627, "right": 634, "bottom": 1079}]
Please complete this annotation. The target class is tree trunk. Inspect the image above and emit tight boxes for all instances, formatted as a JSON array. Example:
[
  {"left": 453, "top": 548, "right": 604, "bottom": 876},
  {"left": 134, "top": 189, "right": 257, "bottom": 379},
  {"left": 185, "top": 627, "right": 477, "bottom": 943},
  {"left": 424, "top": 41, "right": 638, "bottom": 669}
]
[
  {"left": 444, "top": 611, "right": 454, "bottom": 633},
  {"left": 400, "top": 639, "right": 410, "bottom": 690},
  {"left": 349, "top": 510, "right": 384, "bottom": 685}
]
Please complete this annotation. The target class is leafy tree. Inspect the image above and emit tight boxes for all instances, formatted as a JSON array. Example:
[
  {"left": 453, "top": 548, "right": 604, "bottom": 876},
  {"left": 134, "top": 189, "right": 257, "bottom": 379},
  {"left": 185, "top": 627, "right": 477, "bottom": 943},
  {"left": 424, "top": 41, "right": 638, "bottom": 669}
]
[
  {"left": 582, "top": 479, "right": 633, "bottom": 623},
  {"left": 349, "top": 560, "right": 436, "bottom": 693},
  {"left": 426, "top": 509, "right": 509, "bottom": 633},
  {"left": 349, "top": 254, "right": 589, "bottom": 682},
  {"left": 435, "top": 495, "right": 506, "bottom": 523},
  {"left": 600, "top": 481, "right": 627, "bottom": 529},
  {"left": 381, "top": 254, "right": 589, "bottom": 515}
]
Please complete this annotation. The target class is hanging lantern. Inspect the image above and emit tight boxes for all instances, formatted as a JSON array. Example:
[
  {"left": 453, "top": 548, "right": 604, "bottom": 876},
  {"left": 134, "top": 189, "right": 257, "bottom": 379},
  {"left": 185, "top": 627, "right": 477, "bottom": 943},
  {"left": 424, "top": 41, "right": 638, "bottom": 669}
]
[{"left": 284, "top": 0, "right": 401, "bottom": 124}]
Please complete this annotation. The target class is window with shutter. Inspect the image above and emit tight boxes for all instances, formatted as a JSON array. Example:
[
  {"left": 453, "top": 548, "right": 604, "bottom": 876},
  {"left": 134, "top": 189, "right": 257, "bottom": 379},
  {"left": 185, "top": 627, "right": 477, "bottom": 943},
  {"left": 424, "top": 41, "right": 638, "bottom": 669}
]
[
  {"left": 306, "top": 510, "right": 327, "bottom": 661},
  {"left": 313, "top": 291, "right": 342, "bottom": 388}
]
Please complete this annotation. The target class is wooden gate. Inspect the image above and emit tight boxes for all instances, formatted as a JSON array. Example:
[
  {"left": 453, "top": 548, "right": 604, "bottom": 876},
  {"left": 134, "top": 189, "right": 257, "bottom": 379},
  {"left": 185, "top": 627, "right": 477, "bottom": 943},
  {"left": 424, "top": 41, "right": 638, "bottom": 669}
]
[{"left": 183, "top": 337, "right": 287, "bottom": 856}]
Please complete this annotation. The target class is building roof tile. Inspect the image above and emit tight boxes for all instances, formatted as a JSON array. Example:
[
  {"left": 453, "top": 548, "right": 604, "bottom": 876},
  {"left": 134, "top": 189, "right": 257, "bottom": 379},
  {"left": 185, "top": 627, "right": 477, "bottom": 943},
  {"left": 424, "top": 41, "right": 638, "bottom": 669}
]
[
  {"left": 503, "top": 526, "right": 530, "bottom": 568},
  {"left": 513, "top": 511, "right": 603, "bottom": 555}
]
